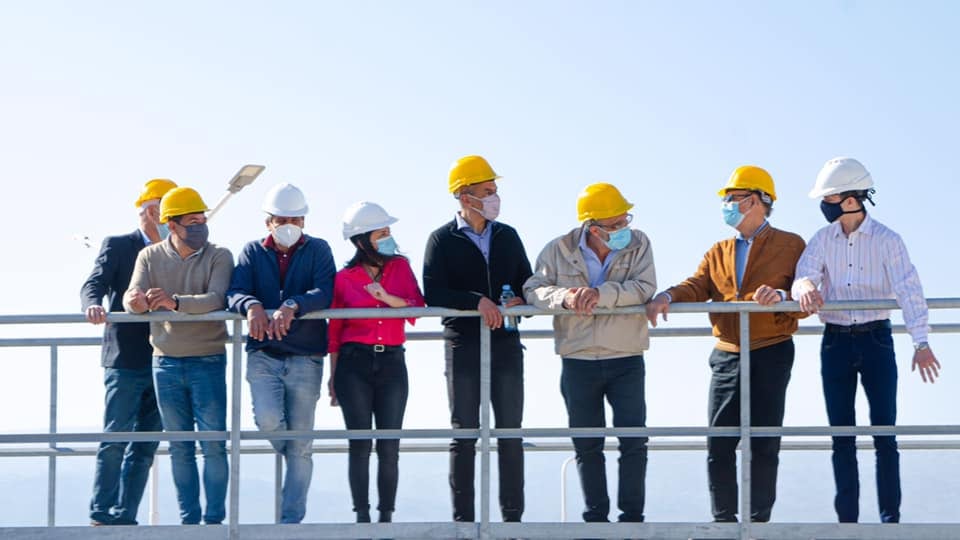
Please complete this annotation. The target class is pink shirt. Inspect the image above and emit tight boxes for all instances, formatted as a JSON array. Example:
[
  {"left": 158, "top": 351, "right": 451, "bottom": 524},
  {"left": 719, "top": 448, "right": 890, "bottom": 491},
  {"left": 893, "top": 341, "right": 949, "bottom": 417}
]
[{"left": 327, "top": 257, "right": 425, "bottom": 353}]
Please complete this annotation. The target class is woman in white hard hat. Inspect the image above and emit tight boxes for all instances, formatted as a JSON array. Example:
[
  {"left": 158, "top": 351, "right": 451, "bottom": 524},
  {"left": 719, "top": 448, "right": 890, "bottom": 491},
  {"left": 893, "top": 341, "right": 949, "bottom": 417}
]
[{"left": 327, "top": 201, "right": 425, "bottom": 524}]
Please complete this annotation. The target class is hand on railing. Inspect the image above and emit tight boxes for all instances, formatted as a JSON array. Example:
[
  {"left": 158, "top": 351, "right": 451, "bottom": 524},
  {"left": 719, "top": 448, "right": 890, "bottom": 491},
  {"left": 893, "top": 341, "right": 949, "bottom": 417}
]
[
  {"left": 477, "top": 297, "right": 503, "bottom": 329},
  {"left": 645, "top": 292, "right": 670, "bottom": 327},
  {"left": 84, "top": 305, "right": 107, "bottom": 325}
]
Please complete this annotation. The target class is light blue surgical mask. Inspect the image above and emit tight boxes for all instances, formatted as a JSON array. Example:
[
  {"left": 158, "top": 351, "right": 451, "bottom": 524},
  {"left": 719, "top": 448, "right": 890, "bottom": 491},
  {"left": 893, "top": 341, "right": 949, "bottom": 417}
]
[
  {"left": 156, "top": 223, "right": 170, "bottom": 241},
  {"left": 376, "top": 235, "right": 398, "bottom": 256},
  {"left": 604, "top": 227, "right": 631, "bottom": 250},
  {"left": 722, "top": 201, "right": 746, "bottom": 228}
]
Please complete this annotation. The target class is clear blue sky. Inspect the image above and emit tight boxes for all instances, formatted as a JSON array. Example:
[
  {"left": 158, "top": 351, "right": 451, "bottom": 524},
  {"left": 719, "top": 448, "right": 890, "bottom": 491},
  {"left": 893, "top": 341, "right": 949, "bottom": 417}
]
[{"left": 1, "top": 0, "right": 959, "bottom": 524}]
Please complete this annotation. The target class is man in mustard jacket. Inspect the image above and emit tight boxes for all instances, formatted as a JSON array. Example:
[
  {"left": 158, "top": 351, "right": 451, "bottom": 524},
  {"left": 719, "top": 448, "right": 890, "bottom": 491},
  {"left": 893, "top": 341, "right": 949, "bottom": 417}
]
[
  {"left": 524, "top": 182, "right": 656, "bottom": 523},
  {"left": 646, "top": 166, "right": 805, "bottom": 523}
]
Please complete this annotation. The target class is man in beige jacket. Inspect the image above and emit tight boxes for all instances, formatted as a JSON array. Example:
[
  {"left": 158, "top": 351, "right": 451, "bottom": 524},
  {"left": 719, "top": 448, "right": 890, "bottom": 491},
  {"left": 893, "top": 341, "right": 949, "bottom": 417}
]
[{"left": 523, "top": 182, "right": 656, "bottom": 523}]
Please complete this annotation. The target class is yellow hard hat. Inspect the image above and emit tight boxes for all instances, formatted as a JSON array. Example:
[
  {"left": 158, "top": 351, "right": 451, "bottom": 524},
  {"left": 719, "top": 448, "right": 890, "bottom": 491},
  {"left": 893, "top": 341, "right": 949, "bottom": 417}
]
[
  {"left": 135, "top": 178, "right": 178, "bottom": 208},
  {"left": 717, "top": 165, "right": 777, "bottom": 201},
  {"left": 448, "top": 155, "right": 502, "bottom": 194},
  {"left": 159, "top": 187, "right": 209, "bottom": 223},
  {"left": 577, "top": 183, "right": 634, "bottom": 222}
]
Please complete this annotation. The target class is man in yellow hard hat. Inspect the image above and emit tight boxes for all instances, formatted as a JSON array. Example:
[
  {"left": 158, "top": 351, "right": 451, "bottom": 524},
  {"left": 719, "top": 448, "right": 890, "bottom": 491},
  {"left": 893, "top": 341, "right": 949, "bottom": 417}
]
[
  {"left": 524, "top": 182, "right": 657, "bottom": 523},
  {"left": 123, "top": 186, "right": 234, "bottom": 525},
  {"left": 646, "top": 165, "right": 805, "bottom": 524},
  {"left": 81, "top": 178, "right": 176, "bottom": 526},
  {"left": 423, "top": 155, "right": 533, "bottom": 523}
]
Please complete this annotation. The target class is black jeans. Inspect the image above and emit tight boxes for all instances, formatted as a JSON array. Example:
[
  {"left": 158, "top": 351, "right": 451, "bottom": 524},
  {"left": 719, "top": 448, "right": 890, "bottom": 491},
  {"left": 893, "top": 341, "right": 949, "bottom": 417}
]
[
  {"left": 707, "top": 339, "right": 794, "bottom": 523},
  {"left": 444, "top": 333, "right": 524, "bottom": 522},
  {"left": 560, "top": 356, "right": 647, "bottom": 523},
  {"left": 334, "top": 343, "right": 409, "bottom": 514}
]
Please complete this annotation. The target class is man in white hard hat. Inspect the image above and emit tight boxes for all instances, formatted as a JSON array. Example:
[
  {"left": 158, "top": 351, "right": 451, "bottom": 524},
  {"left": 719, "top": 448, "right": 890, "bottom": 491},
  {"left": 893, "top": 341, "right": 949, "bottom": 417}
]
[
  {"left": 646, "top": 166, "right": 805, "bottom": 524},
  {"left": 226, "top": 183, "right": 336, "bottom": 524},
  {"left": 423, "top": 155, "right": 532, "bottom": 523},
  {"left": 524, "top": 182, "right": 656, "bottom": 524},
  {"left": 792, "top": 157, "right": 941, "bottom": 524},
  {"left": 124, "top": 186, "right": 234, "bottom": 525},
  {"left": 81, "top": 178, "right": 176, "bottom": 526}
]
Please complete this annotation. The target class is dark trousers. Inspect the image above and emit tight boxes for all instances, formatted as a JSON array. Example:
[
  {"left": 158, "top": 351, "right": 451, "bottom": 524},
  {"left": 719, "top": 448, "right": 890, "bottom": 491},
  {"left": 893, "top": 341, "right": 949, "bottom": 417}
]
[
  {"left": 334, "top": 343, "right": 409, "bottom": 514},
  {"left": 821, "top": 322, "right": 900, "bottom": 523},
  {"left": 707, "top": 339, "right": 794, "bottom": 523},
  {"left": 445, "top": 334, "right": 524, "bottom": 522},
  {"left": 560, "top": 356, "right": 647, "bottom": 523},
  {"left": 90, "top": 367, "right": 162, "bottom": 525}
]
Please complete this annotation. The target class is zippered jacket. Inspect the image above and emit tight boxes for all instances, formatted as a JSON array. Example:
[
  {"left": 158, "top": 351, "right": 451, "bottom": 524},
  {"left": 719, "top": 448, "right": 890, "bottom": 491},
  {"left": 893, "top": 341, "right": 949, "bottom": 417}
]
[
  {"left": 524, "top": 227, "right": 657, "bottom": 359},
  {"left": 423, "top": 219, "right": 532, "bottom": 340},
  {"left": 226, "top": 235, "right": 336, "bottom": 356}
]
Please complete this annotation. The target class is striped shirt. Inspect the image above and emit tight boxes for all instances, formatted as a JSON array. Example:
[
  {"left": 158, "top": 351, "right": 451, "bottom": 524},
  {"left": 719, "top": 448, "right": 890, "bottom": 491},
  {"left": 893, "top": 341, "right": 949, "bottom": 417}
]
[{"left": 792, "top": 215, "right": 929, "bottom": 343}]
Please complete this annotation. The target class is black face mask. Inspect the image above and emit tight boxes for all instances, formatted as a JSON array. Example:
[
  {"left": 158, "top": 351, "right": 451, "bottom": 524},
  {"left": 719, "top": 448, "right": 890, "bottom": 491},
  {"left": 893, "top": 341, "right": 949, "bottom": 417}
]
[{"left": 820, "top": 197, "right": 864, "bottom": 223}]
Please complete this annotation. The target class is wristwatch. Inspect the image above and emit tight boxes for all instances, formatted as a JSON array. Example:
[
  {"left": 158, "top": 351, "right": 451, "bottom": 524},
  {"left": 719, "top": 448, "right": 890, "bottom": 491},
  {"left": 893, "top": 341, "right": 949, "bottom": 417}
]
[
  {"left": 282, "top": 298, "right": 299, "bottom": 313},
  {"left": 914, "top": 341, "right": 929, "bottom": 352}
]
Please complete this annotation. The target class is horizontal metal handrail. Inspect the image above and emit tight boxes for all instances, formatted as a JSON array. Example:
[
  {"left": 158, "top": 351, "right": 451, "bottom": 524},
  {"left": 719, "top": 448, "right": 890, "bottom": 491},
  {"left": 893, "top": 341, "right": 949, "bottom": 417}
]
[{"left": 1, "top": 297, "right": 958, "bottom": 326}]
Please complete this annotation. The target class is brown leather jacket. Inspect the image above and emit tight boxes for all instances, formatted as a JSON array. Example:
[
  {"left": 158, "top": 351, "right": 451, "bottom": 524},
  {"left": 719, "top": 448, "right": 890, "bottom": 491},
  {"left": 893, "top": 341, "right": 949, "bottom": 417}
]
[{"left": 666, "top": 224, "right": 806, "bottom": 352}]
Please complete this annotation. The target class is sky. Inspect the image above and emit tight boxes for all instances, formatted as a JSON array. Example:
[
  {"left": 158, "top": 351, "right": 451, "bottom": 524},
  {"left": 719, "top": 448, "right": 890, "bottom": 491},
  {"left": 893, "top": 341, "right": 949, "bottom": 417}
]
[{"left": 1, "top": 0, "right": 959, "bottom": 526}]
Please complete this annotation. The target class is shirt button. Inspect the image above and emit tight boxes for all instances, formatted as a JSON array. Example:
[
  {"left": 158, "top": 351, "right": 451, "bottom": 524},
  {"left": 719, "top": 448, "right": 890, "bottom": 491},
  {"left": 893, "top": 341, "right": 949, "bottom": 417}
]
[{"left": 378, "top": 321, "right": 383, "bottom": 325}]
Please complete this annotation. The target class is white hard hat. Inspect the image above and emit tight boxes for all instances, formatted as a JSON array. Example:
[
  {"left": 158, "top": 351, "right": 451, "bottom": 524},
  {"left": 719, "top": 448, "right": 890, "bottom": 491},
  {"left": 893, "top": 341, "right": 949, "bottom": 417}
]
[
  {"left": 262, "top": 183, "right": 309, "bottom": 217},
  {"left": 342, "top": 201, "right": 398, "bottom": 240},
  {"left": 809, "top": 157, "right": 874, "bottom": 199}
]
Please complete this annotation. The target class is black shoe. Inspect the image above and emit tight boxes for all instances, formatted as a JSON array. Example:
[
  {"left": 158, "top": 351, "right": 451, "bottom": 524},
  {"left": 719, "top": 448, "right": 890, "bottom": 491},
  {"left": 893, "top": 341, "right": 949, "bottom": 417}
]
[
  {"left": 378, "top": 510, "right": 393, "bottom": 523},
  {"left": 356, "top": 510, "right": 371, "bottom": 523}
]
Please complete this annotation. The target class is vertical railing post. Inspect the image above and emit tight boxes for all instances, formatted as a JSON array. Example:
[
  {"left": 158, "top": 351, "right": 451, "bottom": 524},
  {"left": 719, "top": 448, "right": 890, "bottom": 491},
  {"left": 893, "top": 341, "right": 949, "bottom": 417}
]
[
  {"left": 149, "top": 460, "right": 160, "bottom": 525},
  {"left": 274, "top": 453, "right": 283, "bottom": 523},
  {"left": 479, "top": 320, "right": 491, "bottom": 540},
  {"left": 47, "top": 345, "right": 58, "bottom": 527},
  {"left": 738, "top": 311, "right": 752, "bottom": 540},
  {"left": 229, "top": 319, "right": 243, "bottom": 540}
]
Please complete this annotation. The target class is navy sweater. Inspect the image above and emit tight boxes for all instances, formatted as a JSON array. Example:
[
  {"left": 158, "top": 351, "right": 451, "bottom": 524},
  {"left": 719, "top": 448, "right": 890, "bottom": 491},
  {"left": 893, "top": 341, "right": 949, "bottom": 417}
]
[{"left": 226, "top": 235, "right": 336, "bottom": 356}]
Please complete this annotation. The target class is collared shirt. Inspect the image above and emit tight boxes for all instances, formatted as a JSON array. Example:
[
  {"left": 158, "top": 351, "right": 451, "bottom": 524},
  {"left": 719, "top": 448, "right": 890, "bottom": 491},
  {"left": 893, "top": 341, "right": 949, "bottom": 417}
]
[
  {"left": 327, "top": 257, "right": 425, "bottom": 353},
  {"left": 578, "top": 228, "right": 618, "bottom": 288},
  {"left": 735, "top": 220, "right": 769, "bottom": 289},
  {"left": 455, "top": 212, "right": 492, "bottom": 262},
  {"left": 139, "top": 229, "right": 152, "bottom": 247},
  {"left": 793, "top": 214, "right": 929, "bottom": 343},
  {"left": 262, "top": 234, "right": 305, "bottom": 285}
]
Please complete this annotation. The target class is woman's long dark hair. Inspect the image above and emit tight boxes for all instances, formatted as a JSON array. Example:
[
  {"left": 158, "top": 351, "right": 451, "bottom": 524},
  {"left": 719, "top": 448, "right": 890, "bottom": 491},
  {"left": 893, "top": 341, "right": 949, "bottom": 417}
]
[{"left": 345, "top": 231, "right": 405, "bottom": 271}]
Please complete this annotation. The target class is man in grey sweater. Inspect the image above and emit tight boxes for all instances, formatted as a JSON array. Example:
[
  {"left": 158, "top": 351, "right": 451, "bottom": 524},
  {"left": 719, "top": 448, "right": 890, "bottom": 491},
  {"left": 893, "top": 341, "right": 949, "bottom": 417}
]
[{"left": 123, "top": 186, "right": 234, "bottom": 525}]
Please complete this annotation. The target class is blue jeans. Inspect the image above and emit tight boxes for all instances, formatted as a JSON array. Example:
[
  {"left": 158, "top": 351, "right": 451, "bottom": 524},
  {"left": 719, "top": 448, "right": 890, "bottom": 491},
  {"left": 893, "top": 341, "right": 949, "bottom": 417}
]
[
  {"left": 445, "top": 334, "right": 524, "bottom": 522},
  {"left": 334, "top": 343, "right": 408, "bottom": 515},
  {"left": 153, "top": 354, "right": 228, "bottom": 525},
  {"left": 246, "top": 350, "right": 324, "bottom": 523},
  {"left": 821, "top": 321, "right": 900, "bottom": 523},
  {"left": 90, "top": 367, "right": 162, "bottom": 525},
  {"left": 560, "top": 356, "right": 647, "bottom": 523}
]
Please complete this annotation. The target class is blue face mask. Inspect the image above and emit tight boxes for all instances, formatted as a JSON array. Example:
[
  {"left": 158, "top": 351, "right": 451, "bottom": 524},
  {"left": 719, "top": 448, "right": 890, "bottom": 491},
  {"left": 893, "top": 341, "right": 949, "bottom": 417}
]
[
  {"left": 156, "top": 223, "right": 170, "bottom": 241},
  {"left": 604, "top": 227, "right": 631, "bottom": 250},
  {"left": 722, "top": 201, "right": 746, "bottom": 228},
  {"left": 376, "top": 235, "right": 398, "bottom": 256}
]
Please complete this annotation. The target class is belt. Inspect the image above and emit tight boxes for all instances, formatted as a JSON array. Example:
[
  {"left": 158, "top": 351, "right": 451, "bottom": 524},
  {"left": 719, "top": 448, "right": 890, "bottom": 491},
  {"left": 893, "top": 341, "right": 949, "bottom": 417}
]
[
  {"left": 824, "top": 319, "right": 891, "bottom": 334},
  {"left": 342, "top": 342, "right": 404, "bottom": 353}
]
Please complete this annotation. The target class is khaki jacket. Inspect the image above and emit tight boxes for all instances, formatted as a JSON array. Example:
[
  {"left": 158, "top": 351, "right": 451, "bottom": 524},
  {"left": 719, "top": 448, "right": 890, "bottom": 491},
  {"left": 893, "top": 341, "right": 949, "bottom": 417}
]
[
  {"left": 666, "top": 225, "right": 806, "bottom": 352},
  {"left": 524, "top": 227, "right": 657, "bottom": 359}
]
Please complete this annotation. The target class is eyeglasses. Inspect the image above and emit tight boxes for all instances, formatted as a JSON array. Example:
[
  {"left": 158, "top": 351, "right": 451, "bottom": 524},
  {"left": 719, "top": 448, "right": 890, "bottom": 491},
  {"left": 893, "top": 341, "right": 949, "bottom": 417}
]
[
  {"left": 593, "top": 213, "right": 633, "bottom": 232},
  {"left": 722, "top": 192, "right": 755, "bottom": 203}
]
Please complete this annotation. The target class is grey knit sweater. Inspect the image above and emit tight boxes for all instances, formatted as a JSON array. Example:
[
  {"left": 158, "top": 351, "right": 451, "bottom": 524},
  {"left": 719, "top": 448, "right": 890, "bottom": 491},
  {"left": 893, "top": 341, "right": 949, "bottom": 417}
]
[{"left": 124, "top": 238, "right": 234, "bottom": 358}]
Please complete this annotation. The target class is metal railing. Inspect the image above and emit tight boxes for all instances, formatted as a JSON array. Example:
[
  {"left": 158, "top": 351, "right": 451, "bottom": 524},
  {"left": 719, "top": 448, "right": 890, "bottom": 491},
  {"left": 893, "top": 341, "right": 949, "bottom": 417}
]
[{"left": 0, "top": 299, "right": 958, "bottom": 539}]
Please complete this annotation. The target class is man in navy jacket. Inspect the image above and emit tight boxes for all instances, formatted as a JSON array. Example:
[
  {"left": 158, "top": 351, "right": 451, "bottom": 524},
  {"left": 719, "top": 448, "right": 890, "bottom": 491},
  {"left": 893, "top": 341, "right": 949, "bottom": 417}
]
[
  {"left": 80, "top": 178, "right": 176, "bottom": 525},
  {"left": 423, "top": 155, "right": 533, "bottom": 523},
  {"left": 226, "top": 183, "right": 335, "bottom": 523}
]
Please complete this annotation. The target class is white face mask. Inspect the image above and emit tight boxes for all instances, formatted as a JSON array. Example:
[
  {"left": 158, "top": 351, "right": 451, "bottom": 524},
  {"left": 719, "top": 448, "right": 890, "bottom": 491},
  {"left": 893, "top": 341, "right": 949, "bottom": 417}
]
[
  {"left": 273, "top": 224, "right": 302, "bottom": 247},
  {"left": 467, "top": 193, "right": 501, "bottom": 221}
]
